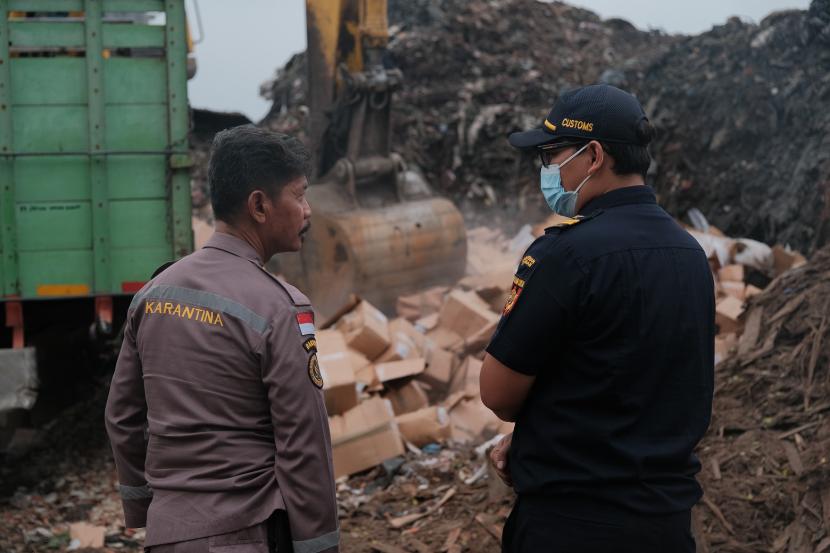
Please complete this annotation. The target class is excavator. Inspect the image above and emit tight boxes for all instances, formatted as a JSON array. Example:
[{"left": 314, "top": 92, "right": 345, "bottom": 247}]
[{"left": 268, "top": 0, "right": 468, "bottom": 316}]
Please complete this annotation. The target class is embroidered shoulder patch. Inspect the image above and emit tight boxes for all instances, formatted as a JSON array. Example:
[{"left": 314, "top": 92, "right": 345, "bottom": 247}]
[
  {"left": 308, "top": 353, "right": 323, "bottom": 388},
  {"left": 303, "top": 338, "right": 318, "bottom": 353},
  {"left": 502, "top": 278, "right": 524, "bottom": 316}
]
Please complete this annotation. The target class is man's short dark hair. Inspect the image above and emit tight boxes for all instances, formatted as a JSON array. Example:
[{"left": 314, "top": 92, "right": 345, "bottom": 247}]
[
  {"left": 601, "top": 119, "right": 656, "bottom": 179},
  {"left": 544, "top": 120, "right": 656, "bottom": 179},
  {"left": 208, "top": 125, "right": 310, "bottom": 222}
]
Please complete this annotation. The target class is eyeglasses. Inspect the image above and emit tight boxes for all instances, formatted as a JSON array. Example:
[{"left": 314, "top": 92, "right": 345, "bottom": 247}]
[{"left": 537, "top": 142, "right": 586, "bottom": 168}]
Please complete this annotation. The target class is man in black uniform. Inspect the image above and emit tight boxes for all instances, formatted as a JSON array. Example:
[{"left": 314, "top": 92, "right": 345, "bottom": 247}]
[{"left": 480, "top": 84, "right": 714, "bottom": 552}]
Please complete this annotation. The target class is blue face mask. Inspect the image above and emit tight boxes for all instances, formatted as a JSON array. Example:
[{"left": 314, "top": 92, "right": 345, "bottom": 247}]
[{"left": 540, "top": 144, "right": 591, "bottom": 217}]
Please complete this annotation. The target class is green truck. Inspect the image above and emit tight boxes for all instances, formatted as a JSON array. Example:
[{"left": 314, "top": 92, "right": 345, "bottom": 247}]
[{"left": 0, "top": 1, "right": 193, "bottom": 419}]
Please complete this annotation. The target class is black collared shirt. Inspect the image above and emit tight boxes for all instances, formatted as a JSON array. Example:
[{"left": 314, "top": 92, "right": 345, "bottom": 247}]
[{"left": 486, "top": 185, "right": 715, "bottom": 515}]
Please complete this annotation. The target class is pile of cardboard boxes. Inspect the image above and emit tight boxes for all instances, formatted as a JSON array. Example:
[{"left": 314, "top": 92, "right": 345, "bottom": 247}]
[
  {"left": 315, "top": 219, "right": 809, "bottom": 479},
  {"left": 318, "top": 283, "right": 515, "bottom": 479}
]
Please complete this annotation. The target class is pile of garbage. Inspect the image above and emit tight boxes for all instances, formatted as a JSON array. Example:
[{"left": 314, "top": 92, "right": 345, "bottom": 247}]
[
  {"left": 695, "top": 244, "right": 830, "bottom": 552},
  {"left": 637, "top": 0, "right": 830, "bottom": 254},
  {"left": 252, "top": 0, "right": 830, "bottom": 249},
  {"left": 256, "top": 0, "right": 676, "bottom": 231}
]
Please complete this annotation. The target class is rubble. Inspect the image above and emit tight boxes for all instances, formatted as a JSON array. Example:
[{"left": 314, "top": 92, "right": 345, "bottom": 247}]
[{"left": 695, "top": 244, "right": 830, "bottom": 552}]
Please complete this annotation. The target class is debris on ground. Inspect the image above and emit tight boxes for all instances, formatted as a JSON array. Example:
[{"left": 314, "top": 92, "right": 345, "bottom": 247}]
[
  {"left": 695, "top": 244, "right": 830, "bottom": 553},
  {"left": 0, "top": 214, "right": 815, "bottom": 553}
]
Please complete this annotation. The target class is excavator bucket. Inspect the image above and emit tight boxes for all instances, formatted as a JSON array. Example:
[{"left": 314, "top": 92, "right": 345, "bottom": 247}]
[{"left": 272, "top": 190, "right": 466, "bottom": 318}]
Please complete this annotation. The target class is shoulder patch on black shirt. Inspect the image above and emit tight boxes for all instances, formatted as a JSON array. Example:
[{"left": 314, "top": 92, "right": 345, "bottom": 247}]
[
  {"left": 544, "top": 209, "right": 604, "bottom": 233},
  {"left": 502, "top": 255, "right": 541, "bottom": 317}
]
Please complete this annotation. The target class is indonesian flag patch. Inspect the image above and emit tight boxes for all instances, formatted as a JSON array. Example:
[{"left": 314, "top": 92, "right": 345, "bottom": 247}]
[{"left": 296, "top": 311, "right": 315, "bottom": 336}]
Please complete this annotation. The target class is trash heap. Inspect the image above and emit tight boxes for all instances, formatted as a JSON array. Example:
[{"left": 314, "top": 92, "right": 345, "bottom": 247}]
[
  {"left": 637, "top": 0, "right": 830, "bottom": 254},
  {"left": 255, "top": 0, "right": 830, "bottom": 251},
  {"left": 258, "top": 0, "right": 677, "bottom": 229},
  {"left": 694, "top": 244, "right": 830, "bottom": 552}
]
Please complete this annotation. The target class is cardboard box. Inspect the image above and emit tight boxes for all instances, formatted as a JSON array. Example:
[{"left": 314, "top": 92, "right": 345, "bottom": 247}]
[
  {"left": 450, "top": 356, "right": 483, "bottom": 397},
  {"left": 415, "top": 313, "right": 440, "bottom": 332},
  {"left": 396, "top": 406, "right": 452, "bottom": 447},
  {"left": 376, "top": 321, "right": 422, "bottom": 363},
  {"left": 772, "top": 245, "right": 807, "bottom": 276},
  {"left": 425, "top": 325, "right": 463, "bottom": 351},
  {"left": 348, "top": 348, "right": 371, "bottom": 373},
  {"left": 374, "top": 358, "right": 425, "bottom": 383},
  {"left": 459, "top": 271, "right": 513, "bottom": 313},
  {"left": 448, "top": 397, "right": 506, "bottom": 443},
  {"left": 316, "top": 330, "right": 358, "bottom": 416},
  {"left": 458, "top": 319, "right": 498, "bottom": 356},
  {"left": 714, "top": 333, "right": 738, "bottom": 365},
  {"left": 419, "top": 344, "right": 457, "bottom": 387},
  {"left": 388, "top": 317, "right": 426, "bottom": 351},
  {"left": 329, "top": 398, "right": 404, "bottom": 478},
  {"left": 384, "top": 379, "right": 430, "bottom": 415},
  {"left": 438, "top": 290, "right": 500, "bottom": 339},
  {"left": 720, "top": 280, "right": 746, "bottom": 300},
  {"left": 335, "top": 300, "right": 391, "bottom": 360},
  {"left": 396, "top": 286, "right": 448, "bottom": 321},
  {"left": 716, "top": 296, "right": 745, "bottom": 335},
  {"left": 355, "top": 364, "right": 382, "bottom": 392},
  {"left": 718, "top": 264, "right": 745, "bottom": 283},
  {"left": 745, "top": 284, "right": 763, "bottom": 298}
]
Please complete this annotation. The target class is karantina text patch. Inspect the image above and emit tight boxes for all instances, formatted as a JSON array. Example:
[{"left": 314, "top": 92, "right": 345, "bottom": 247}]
[{"left": 145, "top": 301, "right": 225, "bottom": 327}]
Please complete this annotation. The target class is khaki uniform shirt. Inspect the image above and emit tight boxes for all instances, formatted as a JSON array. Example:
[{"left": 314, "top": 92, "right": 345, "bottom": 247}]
[{"left": 105, "top": 232, "right": 339, "bottom": 552}]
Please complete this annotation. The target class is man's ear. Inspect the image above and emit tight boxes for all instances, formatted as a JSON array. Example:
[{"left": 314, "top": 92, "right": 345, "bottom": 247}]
[
  {"left": 247, "top": 189, "right": 268, "bottom": 224},
  {"left": 588, "top": 140, "right": 605, "bottom": 174}
]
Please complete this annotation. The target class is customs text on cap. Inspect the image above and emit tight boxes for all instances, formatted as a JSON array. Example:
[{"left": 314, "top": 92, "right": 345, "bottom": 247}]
[{"left": 508, "top": 84, "right": 649, "bottom": 149}]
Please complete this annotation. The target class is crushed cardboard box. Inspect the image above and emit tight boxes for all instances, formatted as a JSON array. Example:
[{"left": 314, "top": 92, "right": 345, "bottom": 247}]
[
  {"left": 396, "top": 286, "right": 448, "bottom": 322},
  {"left": 438, "top": 290, "right": 500, "bottom": 340},
  {"left": 69, "top": 522, "right": 106, "bottom": 549},
  {"left": 449, "top": 356, "right": 483, "bottom": 397},
  {"left": 396, "top": 406, "right": 452, "bottom": 447},
  {"left": 418, "top": 344, "right": 457, "bottom": 393},
  {"left": 328, "top": 398, "right": 404, "bottom": 478},
  {"left": 335, "top": 299, "right": 391, "bottom": 360},
  {"left": 384, "top": 379, "right": 430, "bottom": 415},
  {"left": 316, "top": 330, "right": 358, "bottom": 415},
  {"left": 375, "top": 358, "right": 426, "bottom": 383},
  {"left": 716, "top": 296, "right": 745, "bottom": 335}
]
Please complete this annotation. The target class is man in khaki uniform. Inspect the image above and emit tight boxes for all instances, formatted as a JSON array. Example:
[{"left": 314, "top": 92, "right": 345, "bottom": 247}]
[{"left": 105, "top": 126, "right": 339, "bottom": 553}]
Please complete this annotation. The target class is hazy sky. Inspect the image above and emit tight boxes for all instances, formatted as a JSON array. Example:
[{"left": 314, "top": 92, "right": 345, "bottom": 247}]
[{"left": 186, "top": 0, "right": 810, "bottom": 121}]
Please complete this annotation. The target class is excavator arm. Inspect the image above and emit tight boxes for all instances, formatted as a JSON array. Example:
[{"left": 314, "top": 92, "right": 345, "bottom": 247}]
[{"left": 270, "top": 0, "right": 467, "bottom": 316}]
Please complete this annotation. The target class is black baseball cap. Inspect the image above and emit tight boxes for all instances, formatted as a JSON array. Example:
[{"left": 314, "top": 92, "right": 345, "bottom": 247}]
[{"left": 508, "top": 84, "right": 649, "bottom": 149}]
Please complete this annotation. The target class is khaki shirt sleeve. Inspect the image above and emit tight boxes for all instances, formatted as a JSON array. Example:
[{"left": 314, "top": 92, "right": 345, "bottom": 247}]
[
  {"left": 261, "top": 308, "right": 339, "bottom": 553},
  {"left": 104, "top": 313, "right": 152, "bottom": 528}
]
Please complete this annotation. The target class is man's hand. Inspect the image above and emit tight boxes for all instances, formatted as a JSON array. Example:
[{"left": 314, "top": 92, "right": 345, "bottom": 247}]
[{"left": 489, "top": 432, "right": 513, "bottom": 487}]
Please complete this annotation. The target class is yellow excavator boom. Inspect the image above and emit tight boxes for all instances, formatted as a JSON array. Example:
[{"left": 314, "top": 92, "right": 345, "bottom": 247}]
[{"left": 271, "top": 0, "right": 468, "bottom": 316}]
